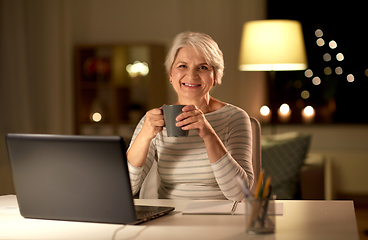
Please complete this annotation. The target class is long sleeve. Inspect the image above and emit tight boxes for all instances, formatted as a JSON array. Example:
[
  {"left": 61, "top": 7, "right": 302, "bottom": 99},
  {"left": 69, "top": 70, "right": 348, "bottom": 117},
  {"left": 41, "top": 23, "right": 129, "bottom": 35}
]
[
  {"left": 127, "top": 104, "right": 254, "bottom": 200},
  {"left": 127, "top": 116, "right": 156, "bottom": 196},
  {"left": 209, "top": 107, "right": 254, "bottom": 201}
]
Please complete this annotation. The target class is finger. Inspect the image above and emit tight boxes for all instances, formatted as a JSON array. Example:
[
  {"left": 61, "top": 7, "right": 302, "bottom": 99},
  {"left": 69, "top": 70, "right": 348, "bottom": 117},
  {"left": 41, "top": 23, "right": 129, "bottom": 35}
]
[
  {"left": 153, "top": 119, "right": 165, "bottom": 127},
  {"left": 176, "top": 108, "right": 202, "bottom": 122},
  {"left": 145, "top": 109, "right": 165, "bottom": 126},
  {"left": 176, "top": 114, "right": 203, "bottom": 128},
  {"left": 182, "top": 104, "right": 197, "bottom": 112},
  {"left": 147, "top": 114, "right": 165, "bottom": 125},
  {"left": 149, "top": 107, "right": 164, "bottom": 115}
]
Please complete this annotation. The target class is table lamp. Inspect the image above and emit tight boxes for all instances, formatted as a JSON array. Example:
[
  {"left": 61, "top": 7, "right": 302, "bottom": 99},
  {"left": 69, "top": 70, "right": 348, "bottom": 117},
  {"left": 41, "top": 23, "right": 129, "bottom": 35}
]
[
  {"left": 239, "top": 19, "right": 307, "bottom": 71},
  {"left": 238, "top": 19, "right": 308, "bottom": 123}
]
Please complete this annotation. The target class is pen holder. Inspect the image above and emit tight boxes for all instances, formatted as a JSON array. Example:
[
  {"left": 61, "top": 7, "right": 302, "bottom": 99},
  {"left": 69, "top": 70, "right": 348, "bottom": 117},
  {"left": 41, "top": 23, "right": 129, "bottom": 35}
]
[{"left": 245, "top": 197, "right": 275, "bottom": 234}]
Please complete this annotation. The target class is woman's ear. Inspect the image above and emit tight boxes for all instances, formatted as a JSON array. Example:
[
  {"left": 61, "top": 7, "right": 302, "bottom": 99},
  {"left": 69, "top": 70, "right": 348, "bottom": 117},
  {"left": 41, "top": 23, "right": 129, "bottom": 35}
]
[
  {"left": 212, "top": 72, "right": 217, "bottom": 86},
  {"left": 169, "top": 70, "right": 173, "bottom": 83}
]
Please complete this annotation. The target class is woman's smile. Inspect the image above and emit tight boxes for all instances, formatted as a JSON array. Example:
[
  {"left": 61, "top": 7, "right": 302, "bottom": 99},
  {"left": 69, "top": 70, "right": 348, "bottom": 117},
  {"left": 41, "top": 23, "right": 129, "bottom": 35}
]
[{"left": 182, "top": 82, "right": 201, "bottom": 87}]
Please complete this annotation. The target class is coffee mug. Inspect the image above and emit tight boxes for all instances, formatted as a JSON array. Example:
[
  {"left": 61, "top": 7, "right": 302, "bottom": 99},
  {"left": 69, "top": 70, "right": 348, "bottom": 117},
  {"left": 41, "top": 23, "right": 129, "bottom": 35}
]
[{"left": 162, "top": 105, "right": 189, "bottom": 137}]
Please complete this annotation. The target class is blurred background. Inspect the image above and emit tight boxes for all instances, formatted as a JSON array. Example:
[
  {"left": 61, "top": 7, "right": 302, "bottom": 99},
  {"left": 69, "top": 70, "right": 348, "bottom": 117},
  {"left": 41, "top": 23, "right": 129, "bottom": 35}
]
[
  {"left": 0, "top": 0, "right": 267, "bottom": 194},
  {"left": 1, "top": 0, "right": 367, "bottom": 211}
]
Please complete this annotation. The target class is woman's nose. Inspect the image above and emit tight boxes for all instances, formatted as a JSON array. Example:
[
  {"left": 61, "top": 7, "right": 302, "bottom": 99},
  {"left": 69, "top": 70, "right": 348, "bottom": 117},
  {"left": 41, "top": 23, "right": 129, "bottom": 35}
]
[{"left": 187, "top": 68, "right": 198, "bottom": 79}]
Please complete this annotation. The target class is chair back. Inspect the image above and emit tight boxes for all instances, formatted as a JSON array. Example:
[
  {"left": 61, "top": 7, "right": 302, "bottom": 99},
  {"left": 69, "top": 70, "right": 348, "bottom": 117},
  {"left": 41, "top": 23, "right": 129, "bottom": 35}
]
[
  {"left": 249, "top": 117, "right": 262, "bottom": 194},
  {"left": 139, "top": 116, "right": 262, "bottom": 199},
  {"left": 139, "top": 159, "right": 160, "bottom": 199}
]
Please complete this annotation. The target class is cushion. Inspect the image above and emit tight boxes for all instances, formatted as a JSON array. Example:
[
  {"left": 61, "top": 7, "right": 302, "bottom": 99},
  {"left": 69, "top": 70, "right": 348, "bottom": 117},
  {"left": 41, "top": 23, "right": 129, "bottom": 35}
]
[{"left": 261, "top": 132, "right": 311, "bottom": 199}]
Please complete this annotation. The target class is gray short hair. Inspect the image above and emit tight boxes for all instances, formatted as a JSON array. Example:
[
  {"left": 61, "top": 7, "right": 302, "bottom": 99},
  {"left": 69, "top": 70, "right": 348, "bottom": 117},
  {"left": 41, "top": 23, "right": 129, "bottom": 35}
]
[{"left": 165, "top": 31, "right": 224, "bottom": 85}]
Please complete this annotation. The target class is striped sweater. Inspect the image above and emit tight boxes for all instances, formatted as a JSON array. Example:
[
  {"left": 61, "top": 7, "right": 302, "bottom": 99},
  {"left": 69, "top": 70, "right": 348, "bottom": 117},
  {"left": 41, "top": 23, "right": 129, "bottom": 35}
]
[{"left": 128, "top": 103, "right": 254, "bottom": 201}]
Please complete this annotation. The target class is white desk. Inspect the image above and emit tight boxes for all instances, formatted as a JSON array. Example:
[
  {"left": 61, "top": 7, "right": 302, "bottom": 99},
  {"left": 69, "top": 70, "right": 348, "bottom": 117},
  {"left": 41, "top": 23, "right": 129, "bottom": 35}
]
[{"left": 0, "top": 195, "right": 359, "bottom": 240}]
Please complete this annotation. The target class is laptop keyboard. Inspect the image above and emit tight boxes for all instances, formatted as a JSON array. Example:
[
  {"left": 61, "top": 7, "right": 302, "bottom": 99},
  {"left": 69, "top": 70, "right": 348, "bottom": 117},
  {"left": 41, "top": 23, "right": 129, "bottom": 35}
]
[
  {"left": 136, "top": 209, "right": 156, "bottom": 218},
  {"left": 134, "top": 205, "right": 174, "bottom": 222}
]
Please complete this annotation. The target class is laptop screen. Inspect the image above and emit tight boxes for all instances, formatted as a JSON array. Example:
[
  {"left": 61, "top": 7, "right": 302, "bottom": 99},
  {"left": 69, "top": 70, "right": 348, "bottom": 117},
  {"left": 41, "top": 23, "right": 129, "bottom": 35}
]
[{"left": 6, "top": 134, "right": 138, "bottom": 224}]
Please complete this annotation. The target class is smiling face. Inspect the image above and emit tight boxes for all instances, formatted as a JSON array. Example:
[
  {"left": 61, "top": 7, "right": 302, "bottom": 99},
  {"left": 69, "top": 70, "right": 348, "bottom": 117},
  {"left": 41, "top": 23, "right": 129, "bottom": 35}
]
[{"left": 170, "top": 47, "right": 216, "bottom": 103}]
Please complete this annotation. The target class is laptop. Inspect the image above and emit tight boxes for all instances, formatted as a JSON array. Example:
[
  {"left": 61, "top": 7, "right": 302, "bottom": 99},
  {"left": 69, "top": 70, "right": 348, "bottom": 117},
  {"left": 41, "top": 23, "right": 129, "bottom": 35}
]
[{"left": 5, "top": 133, "right": 174, "bottom": 224}]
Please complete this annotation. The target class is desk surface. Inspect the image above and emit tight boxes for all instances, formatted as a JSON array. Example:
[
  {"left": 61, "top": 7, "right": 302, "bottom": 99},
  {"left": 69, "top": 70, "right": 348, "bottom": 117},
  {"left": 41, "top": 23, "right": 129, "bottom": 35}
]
[{"left": 0, "top": 195, "right": 359, "bottom": 240}]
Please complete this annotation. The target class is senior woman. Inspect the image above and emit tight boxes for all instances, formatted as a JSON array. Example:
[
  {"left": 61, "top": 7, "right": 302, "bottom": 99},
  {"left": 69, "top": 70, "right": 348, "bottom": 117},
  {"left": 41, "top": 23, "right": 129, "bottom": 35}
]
[{"left": 127, "top": 31, "right": 254, "bottom": 201}]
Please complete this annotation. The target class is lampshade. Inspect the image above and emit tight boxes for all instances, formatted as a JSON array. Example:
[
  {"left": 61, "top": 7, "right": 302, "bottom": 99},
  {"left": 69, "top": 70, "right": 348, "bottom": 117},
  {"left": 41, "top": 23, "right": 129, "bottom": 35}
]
[{"left": 239, "top": 20, "right": 308, "bottom": 71}]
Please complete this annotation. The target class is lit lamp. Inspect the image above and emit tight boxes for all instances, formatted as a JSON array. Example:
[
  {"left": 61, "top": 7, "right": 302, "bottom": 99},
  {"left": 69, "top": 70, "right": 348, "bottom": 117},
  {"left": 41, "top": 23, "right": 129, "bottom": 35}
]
[{"left": 239, "top": 20, "right": 308, "bottom": 122}]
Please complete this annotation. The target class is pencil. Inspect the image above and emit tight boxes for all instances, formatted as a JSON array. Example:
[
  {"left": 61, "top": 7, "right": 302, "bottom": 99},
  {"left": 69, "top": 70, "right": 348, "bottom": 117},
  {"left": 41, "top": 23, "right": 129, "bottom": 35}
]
[
  {"left": 262, "top": 177, "right": 271, "bottom": 199},
  {"left": 254, "top": 169, "right": 264, "bottom": 198}
]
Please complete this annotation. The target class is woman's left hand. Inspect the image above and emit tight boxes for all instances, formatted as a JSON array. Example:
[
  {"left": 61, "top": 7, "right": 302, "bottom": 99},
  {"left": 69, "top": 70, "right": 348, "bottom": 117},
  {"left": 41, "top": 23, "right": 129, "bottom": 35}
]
[{"left": 175, "top": 105, "right": 216, "bottom": 139}]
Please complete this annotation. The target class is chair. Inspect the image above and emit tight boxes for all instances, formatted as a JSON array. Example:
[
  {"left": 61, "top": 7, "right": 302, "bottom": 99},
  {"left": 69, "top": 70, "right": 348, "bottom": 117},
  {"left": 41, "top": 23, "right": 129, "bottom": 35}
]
[
  {"left": 139, "top": 157, "right": 161, "bottom": 199},
  {"left": 139, "top": 116, "right": 262, "bottom": 199},
  {"left": 249, "top": 117, "right": 262, "bottom": 194}
]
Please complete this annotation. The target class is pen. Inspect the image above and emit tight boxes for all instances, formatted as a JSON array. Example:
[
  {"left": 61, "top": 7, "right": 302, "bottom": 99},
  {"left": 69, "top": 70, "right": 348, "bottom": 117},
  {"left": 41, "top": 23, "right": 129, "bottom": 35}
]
[
  {"left": 230, "top": 201, "right": 238, "bottom": 214},
  {"left": 236, "top": 176, "right": 252, "bottom": 198},
  {"left": 260, "top": 185, "right": 272, "bottom": 227}
]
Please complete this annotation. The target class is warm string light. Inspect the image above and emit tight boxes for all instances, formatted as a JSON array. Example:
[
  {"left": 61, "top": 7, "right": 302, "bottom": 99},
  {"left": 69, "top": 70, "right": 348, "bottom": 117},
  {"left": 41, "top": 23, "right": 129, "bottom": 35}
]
[
  {"left": 272, "top": 27, "right": 361, "bottom": 124},
  {"left": 251, "top": 26, "right": 363, "bottom": 124},
  {"left": 312, "top": 28, "right": 355, "bottom": 83}
]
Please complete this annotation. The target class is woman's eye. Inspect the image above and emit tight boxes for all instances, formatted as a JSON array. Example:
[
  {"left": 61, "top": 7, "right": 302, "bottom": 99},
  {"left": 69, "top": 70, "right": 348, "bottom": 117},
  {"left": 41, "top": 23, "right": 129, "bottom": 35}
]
[
  {"left": 178, "top": 64, "right": 186, "bottom": 68},
  {"left": 199, "top": 66, "right": 209, "bottom": 70}
]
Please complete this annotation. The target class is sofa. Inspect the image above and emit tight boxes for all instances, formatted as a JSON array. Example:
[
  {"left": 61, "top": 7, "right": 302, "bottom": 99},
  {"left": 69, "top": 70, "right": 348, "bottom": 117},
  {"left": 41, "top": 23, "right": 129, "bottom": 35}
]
[{"left": 261, "top": 132, "right": 328, "bottom": 200}]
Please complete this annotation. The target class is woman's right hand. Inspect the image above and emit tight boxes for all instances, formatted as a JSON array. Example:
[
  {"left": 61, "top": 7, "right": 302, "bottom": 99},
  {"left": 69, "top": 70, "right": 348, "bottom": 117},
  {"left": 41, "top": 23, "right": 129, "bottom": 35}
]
[
  {"left": 140, "top": 107, "right": 165, "bottom": 141},
  {"left": 127, "top": 107, "right": 164, "bottom": 168}
]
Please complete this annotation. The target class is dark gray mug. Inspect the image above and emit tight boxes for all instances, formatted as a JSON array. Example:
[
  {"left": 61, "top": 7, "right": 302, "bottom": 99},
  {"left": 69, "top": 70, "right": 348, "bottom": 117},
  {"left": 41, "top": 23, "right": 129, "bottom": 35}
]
[{"left": 162, "top": 105, "right": 189, "bottom": 137}]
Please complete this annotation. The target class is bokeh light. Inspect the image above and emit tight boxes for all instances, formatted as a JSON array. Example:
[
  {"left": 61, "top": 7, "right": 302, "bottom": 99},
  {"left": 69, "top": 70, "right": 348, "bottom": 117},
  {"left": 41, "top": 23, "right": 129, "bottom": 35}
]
[
  {"left": 316, "top": 38, "right": 325, "bottom": 47},
  {"left": 312, "top": 76, "right": 321, "bottom": 85},
  {"left": 347, "top": 74, "right": 354, "bottom": 82},
  {"left": 329, "top": 40, "right": 337, "bottom": 49},
  {"left": 335, "top": 67, "right": 343, "bottom": 75},
  {"left": 304, "top": 69, "right": 313, "bottom": 78},
  {"left": 301, "top": 90, "right": 310, "bottom": 99},
  {"left": 315, "top": 29, "right": 323, "bottom": 38},
  {"left": 279, "top": 103, "right": 290, "bottom": 114},
  {"left": 324, "top": 67, "right": 332, "bottom": 75},
  {"left": 260, "top": 105, "right": 271, "bottom": 116},
  {"left": 336, "top": 53, "right": 344, "bottom": 61},
  {"left": 91, "top": 112, "right": 102, "bottom": 122},
  {"left": 323, "top": 53, "right": 331, "bottom": 62},
  {"left": 303, "top": 106, "right": 315, "bottom": 116}
]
